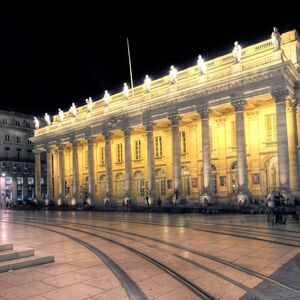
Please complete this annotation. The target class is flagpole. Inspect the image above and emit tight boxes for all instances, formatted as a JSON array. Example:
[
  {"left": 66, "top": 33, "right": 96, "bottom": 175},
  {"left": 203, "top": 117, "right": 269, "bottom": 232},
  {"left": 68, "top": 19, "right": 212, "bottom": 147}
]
[{"left": 126, "top": 37, "right": 134, "bottom": 96}]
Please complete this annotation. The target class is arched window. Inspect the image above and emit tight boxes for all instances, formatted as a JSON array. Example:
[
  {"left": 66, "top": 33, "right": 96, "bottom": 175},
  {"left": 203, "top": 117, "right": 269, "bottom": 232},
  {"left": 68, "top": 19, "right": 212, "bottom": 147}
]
[
  {"left": 230, "top": 161, "right": 238, "bottom": 194},
  {"left": 99, "top": 174, "right": 106, "bottom": 198},
  {"left": 181, "top": 166, "right": 190, "bottom": 196},
  {"left": 115, "top": 173, "right": 125, "bottom": 198},
  {"left": 155, "top": 169, "right": 166, "bottom": 196},
  {"left": 133, "top": 171, "right": 145, "bottom": 197}
]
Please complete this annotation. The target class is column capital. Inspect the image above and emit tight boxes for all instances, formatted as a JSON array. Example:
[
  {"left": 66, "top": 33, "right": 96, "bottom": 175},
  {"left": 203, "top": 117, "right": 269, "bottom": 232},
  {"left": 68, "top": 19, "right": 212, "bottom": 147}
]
[
  {"left": 102, "top": 131, "right": 112, "bottom": 140},
  {"left": 288, "top": 99, "right": 297, "bottom": 111},
  {"left": 58, "top": 143, "right": 65, "bottom": 151},
  {"left": 87, "top": 136, "right": 96, "bottom": 145},
  {"left": 231, "top": 97, "right": 247, "bottom": 112},
  {"left": 33, "top": 148, "right": 43, "bottom": 155},
  {"left": 168, "top": 114, "right": 181, "bottom": 125},
  {"left": 143, "top": 121, "right": 154, "bottom": 131},
  {"left": 197, "top": 107, "right": 211, "bottom": 119},
  {"left": 121, "top": 127, "right": 132, "bottom": 136},
  {"left": 272, "top": 88, "right": 288, "bottom": 104}
]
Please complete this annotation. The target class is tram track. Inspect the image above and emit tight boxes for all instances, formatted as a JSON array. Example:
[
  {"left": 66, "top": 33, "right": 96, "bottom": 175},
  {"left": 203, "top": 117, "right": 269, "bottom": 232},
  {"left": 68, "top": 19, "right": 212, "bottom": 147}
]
[
  {"left": 0, "top": 219, "right": 218, "bottom": 300},
  {"left": 3, "top": 216, "right": 300, "bottom": 299}
]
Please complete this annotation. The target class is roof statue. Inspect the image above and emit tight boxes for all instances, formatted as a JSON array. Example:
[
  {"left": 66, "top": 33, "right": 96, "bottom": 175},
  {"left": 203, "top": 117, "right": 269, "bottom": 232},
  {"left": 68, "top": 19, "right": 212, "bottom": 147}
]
[
  {"left": 169, "top": 65, "right": 178, "bottom": 84},
  {"left": 232, "top": 41, "right": 242, "bottom": 63},
  {"left": 86, "top": 97, "right": 93, "bottom": 112},
  {"left": 58, "top": 108, "right": 64, "bottom": 122},
  {"left": 103, "top": 90, "right": 110, "bottom": 106},
  {"left": 197, "top": 55, "right": 207, "bottom": 75},
  {"left": 144, "top": 75, "right": 151, "bottom": 93},
  {"left": 271, "top": 27, "right": 281, "bottom": 50},
  {"left": 44, "top": 113, "right": 51, "bottom": 126},
  {"left": 123, "top": 83, "right": 129, "bottom": 98},
  {"left": 69, "top": 103, "right": 77, "bottom": 117},
  {"left": 33, "top": 117, "right": 39, "bottom": 129}
]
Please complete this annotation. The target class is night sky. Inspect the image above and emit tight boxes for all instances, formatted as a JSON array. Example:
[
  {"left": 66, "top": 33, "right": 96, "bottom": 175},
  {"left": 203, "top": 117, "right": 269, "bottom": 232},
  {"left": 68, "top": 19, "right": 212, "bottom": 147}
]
[{"left": 0, "top": 1, "right": 299, "bottom": 117}]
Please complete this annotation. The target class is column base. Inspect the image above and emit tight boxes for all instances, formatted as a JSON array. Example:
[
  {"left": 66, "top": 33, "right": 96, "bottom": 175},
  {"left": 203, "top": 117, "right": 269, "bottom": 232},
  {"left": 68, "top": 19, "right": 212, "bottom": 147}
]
[
  {"left": 71, "top": 198, "right": 77, "bottom": 206},
  {"left": 236, "top": 192, "right": 249, "bottom": 203}
]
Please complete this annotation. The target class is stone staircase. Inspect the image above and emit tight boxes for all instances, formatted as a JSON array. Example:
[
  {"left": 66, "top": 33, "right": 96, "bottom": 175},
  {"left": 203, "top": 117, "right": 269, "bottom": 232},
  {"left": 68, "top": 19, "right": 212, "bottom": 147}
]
[{"left": 0, "top": 243, "right": 54, "bottom": 273}]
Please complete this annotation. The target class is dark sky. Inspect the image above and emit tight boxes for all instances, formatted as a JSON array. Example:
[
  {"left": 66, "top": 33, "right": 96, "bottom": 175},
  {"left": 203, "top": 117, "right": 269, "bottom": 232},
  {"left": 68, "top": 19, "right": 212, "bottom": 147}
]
[{"left": 0, "top": 1, "right": 299, "bottom": 117}]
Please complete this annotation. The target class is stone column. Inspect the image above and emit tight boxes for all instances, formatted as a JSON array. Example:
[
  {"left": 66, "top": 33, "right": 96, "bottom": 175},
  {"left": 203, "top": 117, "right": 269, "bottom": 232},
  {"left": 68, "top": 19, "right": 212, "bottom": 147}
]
[
  {"left": 103, "top": 131, "right": 113, "bottom": 202},
  {"left": 87, "top": 136, "right": 95, "bottom": 204},
  {"left": 198, "top": 107, "right": 211, "bottom": 201},
  {"left": 33, "top": 148, "right": 41, "bottom": 202},
  {"left": 287, "top": 100, "right": 300, "bottom": 195},
  {"left": 168, "top": 114, "right": 182, "bottom": 201},
  {"left": 143, "top": 121, "right": 155, "bottom": 204},
  {"left": 46, "top": 147, "right": 53, "bottom": 203},
  {"left": 231, "top": 97, "right": 249, "bottom": 200},
  {"left": 122, "top": 127, "right": 133, "bottom": 200},
  {"left": 272, "top": 89, "right": 290, "bottom": 194},
  {"left": 71, "top": 139, "right": 80, "bottom": 204},
  {"left": 58, "top": 143, "right": 66, "bottom": 204}
]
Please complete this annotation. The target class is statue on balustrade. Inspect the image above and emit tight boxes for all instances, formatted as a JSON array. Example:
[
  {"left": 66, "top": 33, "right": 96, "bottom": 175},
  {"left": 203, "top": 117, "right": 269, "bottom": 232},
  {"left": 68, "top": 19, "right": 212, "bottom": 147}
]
[
  {"left": 169, "top": 65, "right": 178, "bottom": 84},
  {"left": 33, "top": 117, "right": 39, "bottom": 129},
  {"left": 58, "top": 108, "right": 64, "bottom": 122},
  {"left": 271, "top": 27, "right": 281, "bottom": 50},
  {"left": 69, "top": 103, "right": 77, "bottom": 117},
  {"left": 86, "top": 97, "right": 93, "bottom": 112},
  {"left": 197, "top": 55, "right": 207, "bottom": 75},
  {"left": 123, "top": 83, "right": 129, "bottom": 98},
  {"left": 144, "top": 75, "right": 151, "bottom": 93},
  {"left": 44, "top": 113, "right": 51, "bottom": 125},
  {"left": 103, "top": 90, "right": 110, "bottom": 106},
  {"left": 232, "top": 41, "right": 242, "bottom": 63}
]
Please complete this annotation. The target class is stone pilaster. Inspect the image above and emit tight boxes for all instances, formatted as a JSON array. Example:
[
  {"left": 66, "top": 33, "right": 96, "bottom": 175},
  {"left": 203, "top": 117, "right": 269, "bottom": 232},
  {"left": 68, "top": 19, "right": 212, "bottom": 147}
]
[
  {"left": 272, "top": 88, "right": 290, "bottom": 194},
  {"left": 231, "top": 96, "right": 249, "bottom": 201},
  {"left": 58, "top": 143, "right": 66, "bottom": 204},
  {"left": 46, "top": 147, "right": 53, "bottom": 203},
  {"left": 122, "top": 127, "right": 133, "bottom": 200},
  {"left": 33, "top": 148, "right": 42, "bottom": 202},
  {"left": 143, "top": 121, "right": 155, "bottom": 204},
  {"left": 103, "top": 131, "right": 113, "bottom": 202},
  {"left": 168, "top": 114, "right": 182, "bottom": 202},
  {"left": 198, "top": 107, "right": 211, "bottom": 201},
  {"left": 71, "top": 139, "right": 80, "bottom": 204}
]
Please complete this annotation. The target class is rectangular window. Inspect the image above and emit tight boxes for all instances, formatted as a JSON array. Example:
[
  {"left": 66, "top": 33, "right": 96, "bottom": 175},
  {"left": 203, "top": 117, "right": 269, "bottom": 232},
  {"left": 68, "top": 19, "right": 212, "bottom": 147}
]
[
  {"left": 15, "top": 121, "right": 20, "bottom": 126},
  {"left": 17, "top": 149, "right": 21, "bottom": 161},
  {"left": 27, "top": 139, "right": 32, "bottom": 144},
  {"left": 28, "top": 177, "right": 34, "bottom": 185},
  {"left": 2, "top": 119, "right": 7, "bottom": 125},
  {"left": 231, "top": 121, "right": 236, "bottom": 147},
  {"left": 17, "top": 177, "right": 23, "bottom": 185},
  {"left": 116, "top": 144, "right": 123, "bottom": 163},
  {"left": 17, "top": 136, "right": 21, "bottom": 143},
  {"left": 27, "top": 150, "right": 32, "bottom": 161},
  {"left": 265, "top": 114, "right": 277, "bottom": 142},
  {"left": 5, "top": 177, "right": 12, "bottom": 185},
  {"left": 100, "top": 147, "right": 105, "bottom": 165},
  {"left": 135, "top": 140, "right": 141, "bottom": 160},
  {"left": 5, "top": 134, "right": 9, "bottom": 142},
  {"left": 155, "top": 136, "right": 163, "bottom": 157},
  {"left": 180, "top": 131, "right": 186, "bottom": 154},
  {"left": 5, "top": 147, "right": 10, "bottom": 159},
  {"left": 25, "top": 122, "right": 30, "bottom": 128}
]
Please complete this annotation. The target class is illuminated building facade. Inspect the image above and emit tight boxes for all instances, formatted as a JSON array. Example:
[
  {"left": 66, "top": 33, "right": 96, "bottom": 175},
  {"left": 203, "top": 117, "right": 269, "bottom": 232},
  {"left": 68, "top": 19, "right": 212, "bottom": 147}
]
[{"left": 31, "top": 30, "right": 300, "bottom": 205}]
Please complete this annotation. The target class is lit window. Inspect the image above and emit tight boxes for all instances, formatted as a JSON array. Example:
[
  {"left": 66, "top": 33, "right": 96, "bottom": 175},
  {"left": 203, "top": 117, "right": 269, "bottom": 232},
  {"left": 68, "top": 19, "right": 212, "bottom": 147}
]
[
  {"left": 17, "top": 177, "right": 23, "bottom": 185},
  {"left": 265, "top": 114, "right": 277, "bottom": 142},
  {"left": 135, "top": 140, "right": 141, "bottom": 160},
  {"left": 180, "top": 132, "right": 186, "bottom": 154},
  {"left": 28, "top": 177, "right": 34, "bottom": 185},
  {"left": 116, "top": 144, "right": 123, "bottom": 163},
  {"left": 5, "top": 177, "right": 12, "bottom": 185},
  {"left": 155, "top": 136, "right": 163, "bottom": 157}
]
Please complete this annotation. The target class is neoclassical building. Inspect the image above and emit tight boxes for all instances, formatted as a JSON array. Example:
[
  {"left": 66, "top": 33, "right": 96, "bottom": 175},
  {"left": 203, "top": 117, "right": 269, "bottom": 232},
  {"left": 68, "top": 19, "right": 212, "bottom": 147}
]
[{"left": 31, "top": 29, "right": 300, "bottom": 205}]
